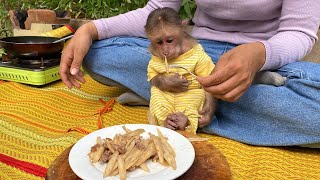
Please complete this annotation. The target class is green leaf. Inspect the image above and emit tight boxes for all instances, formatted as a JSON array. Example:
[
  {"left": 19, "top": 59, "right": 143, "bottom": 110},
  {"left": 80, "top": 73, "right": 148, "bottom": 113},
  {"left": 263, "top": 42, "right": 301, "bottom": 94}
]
[{"left": 184, "top": 3, "right": 191, "bottom": 18}]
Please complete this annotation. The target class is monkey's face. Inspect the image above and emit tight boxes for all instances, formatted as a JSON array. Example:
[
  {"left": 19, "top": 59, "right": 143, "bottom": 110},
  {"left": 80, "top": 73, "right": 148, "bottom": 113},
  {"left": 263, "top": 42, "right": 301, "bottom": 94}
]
[{"left": 148, "top": 26, "right": 183, "bottom": 60}]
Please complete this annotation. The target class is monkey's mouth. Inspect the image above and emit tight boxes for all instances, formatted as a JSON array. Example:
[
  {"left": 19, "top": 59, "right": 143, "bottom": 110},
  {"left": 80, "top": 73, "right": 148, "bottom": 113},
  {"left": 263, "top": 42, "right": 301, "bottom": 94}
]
[{"left": 162, "top": 54, "right": 175, "bottom": 60}]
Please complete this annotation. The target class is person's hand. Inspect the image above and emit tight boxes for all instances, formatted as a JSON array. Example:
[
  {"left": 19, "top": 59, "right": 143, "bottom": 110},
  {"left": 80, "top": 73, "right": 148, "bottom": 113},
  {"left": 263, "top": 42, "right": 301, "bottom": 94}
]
[
  {"left": 197, "top": 42, "right": 266, "bottom": 102},
  {"left": 59, "top": 22, "right": 98, "bottom": 89}
]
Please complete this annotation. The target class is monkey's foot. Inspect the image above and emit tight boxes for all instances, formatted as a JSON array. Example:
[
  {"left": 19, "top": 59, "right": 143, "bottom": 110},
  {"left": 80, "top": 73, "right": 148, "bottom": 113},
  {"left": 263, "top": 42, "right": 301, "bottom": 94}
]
[
  {"left": 198, "top": 99, "right": 216, "bottom": 128},
  {"left": 117, "top": 92, "right": 149, "bottom": 106},
  {"left": 254, "top": 71, "right": 287, "bottom": 86},
  {"left": 168, "top": 112, "right": 189, "bottom": 130}
]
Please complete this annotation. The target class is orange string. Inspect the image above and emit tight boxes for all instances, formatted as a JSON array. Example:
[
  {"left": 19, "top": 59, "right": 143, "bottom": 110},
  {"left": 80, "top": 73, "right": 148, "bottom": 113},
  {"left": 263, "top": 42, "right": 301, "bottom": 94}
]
[
  {"left": 96, "top": 98, "right": 115, "bottom": 129},
  {"left": 68, "top": 98, "right": 115, "bottom": 134},
  {"left": 67, "top": 127, "right": 91, "bottom": 135}
]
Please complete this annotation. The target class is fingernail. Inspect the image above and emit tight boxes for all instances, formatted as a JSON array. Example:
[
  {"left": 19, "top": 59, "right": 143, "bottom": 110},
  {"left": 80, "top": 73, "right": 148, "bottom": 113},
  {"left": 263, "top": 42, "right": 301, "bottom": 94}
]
[{"left": 70, "top": 68, "right": 77, "bottom": 75}]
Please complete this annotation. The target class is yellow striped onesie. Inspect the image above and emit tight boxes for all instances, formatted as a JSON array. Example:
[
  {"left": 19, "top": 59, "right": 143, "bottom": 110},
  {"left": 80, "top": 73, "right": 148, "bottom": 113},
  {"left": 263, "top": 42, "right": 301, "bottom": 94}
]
[{"left": 147, "top": 44, "right": 215, "bottom": 134}]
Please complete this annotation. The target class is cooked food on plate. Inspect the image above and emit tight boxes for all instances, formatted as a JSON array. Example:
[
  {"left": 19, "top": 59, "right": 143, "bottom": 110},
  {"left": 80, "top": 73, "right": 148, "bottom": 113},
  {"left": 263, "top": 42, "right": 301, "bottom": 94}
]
[{"left": 88, "top": 126, "right": 176, "bottom": 180}]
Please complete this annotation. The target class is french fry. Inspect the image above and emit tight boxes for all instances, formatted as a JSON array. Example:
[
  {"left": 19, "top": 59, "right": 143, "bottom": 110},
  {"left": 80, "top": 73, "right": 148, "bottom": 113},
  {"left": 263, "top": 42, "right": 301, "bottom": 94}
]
[
  {"left": 118, "top": 156, "right": 126, "bottom": 180},
  {"left": 88, "top": 137, "right": 105, "bottom": 163},
  {"left": 124, "top": 129, "right": 145, "bottom": 138},
  {"left": 113, "top": 134, "right": 121, "bottom": 144},
  {"left": 130, "top": 139, "right": 151, "bottom": 166},
  {"left": 97, "top": 137, "right": 103, "bottom": 144},
  {"left": 157, "top": 128, "right": 175, "bottom": 156},
  {"left": 124, "top": 147, "right": 144, "bottom": 170},
  {"left": 110, "top": 138, "right": 137, "bottom": 176},
  {"left": 111, "top": 145, "right": 142, "bottom": 176},
  {"left": 156, "top": 129, "right": 176, "bottom": 170},
  {"left": 152, "top": 154, "right": 159, "bottom": 163},
  {"left": 123, "top": 140, "right": 136, "bottom": 159},
  {"left": 122, "top": 125, "right": 131, "bottom": 132},
  {"left": 149, "top": 133, "right": 164, "bottom": 164},
  {"left": 134, "top": 141, "right": 156, "bottom": 169},
  {"left": 139, "top": 163, "right": 150, "bottom": 172},
  {"left": 109, "top": 145, "right": 137, "bottom": 176},
  {"left": 162, "top": 145, "right": 176, "bottom": 170},
  {"left": 106, "top": 140, "right": 115, "bottom": 153},
  {"left": 103, "top": 151, "right": 119, "bottom": 177},
  {"left": 125, "top": 135, "right": 139, "bottom": 149},
  {"left": 88, "top": 145, "right": 104, "bottom": 163}
]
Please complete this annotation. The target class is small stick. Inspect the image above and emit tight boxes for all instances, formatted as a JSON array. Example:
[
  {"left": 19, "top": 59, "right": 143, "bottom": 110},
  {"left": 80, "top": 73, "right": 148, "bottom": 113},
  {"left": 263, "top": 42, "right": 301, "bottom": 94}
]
[
  {"left": 169, "top": 65, "right": 197, "bottom": 79},
  {"left": 187, "top": 137, "right": 211, "bottom": 142},
  {"left": 164, "top": 55, "right": 169, "bottom": 73}
]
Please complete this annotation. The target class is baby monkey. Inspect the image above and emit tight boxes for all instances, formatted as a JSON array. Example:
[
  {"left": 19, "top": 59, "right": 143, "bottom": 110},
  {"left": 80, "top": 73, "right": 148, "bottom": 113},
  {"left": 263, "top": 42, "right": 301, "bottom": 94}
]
[{"left": 145, "top": 7, "right": 216, "bottom": 134}]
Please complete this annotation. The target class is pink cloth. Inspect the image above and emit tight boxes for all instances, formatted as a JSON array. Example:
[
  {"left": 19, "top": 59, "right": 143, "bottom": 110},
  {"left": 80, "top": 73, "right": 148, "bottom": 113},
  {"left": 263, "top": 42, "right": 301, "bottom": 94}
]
[{"left": 93, "top": 0, "right": 320, "bottom": 70}]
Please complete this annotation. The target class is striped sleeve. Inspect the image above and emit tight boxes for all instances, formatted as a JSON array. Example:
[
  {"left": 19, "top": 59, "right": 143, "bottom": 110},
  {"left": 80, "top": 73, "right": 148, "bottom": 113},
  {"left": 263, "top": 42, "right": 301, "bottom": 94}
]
[{"left": 195, "top": 49, "right": 215, "bottom": 77}]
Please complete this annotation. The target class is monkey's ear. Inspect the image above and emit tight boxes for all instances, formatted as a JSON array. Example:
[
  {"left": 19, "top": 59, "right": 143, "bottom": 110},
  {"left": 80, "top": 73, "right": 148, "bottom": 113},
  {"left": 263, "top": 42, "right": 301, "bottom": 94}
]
[
  {"left": 181, "top": 19, "right": 190, "bottom": 27},
  {"left": 182, "top": 19, "right": 192, "bottom": 33}
]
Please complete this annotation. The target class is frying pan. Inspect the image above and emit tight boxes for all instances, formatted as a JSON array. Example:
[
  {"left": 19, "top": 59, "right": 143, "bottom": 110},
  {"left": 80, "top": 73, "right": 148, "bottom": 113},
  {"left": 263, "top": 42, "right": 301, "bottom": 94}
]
[{"left": 0, "top": 36, "right": 72, "bottom": 59}]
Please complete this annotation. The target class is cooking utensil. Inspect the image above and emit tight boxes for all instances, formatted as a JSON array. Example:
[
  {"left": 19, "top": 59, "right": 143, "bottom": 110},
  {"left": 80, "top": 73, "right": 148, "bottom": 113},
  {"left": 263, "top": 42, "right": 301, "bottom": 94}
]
[
  {"left": 0, "top": 36, "right": 71, "bottom": 59},
  {"left": 52, "top": 34, "right": 73, "bottom": 43}
]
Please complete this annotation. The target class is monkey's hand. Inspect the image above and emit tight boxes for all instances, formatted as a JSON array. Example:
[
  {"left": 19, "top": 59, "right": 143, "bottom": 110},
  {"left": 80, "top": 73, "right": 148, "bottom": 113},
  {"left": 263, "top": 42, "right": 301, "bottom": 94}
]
[
  {"left": 164, "top": 112, "right": 189, "bottom": 130},
  {"left": 164, "top": 113, "right": 178, "bottom": 130},
  {"left": 151, "top": 73, "right": 189, "bottom": 92},
  {"left": 198, "top": 93, "right": 216, "bottom": 127}
]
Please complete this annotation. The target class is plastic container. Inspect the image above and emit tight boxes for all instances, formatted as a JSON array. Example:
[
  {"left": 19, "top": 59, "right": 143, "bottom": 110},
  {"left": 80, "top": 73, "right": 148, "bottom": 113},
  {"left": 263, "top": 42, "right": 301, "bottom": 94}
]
[{"left": 40, "top": 24, "right": 75, "bottom": 38}]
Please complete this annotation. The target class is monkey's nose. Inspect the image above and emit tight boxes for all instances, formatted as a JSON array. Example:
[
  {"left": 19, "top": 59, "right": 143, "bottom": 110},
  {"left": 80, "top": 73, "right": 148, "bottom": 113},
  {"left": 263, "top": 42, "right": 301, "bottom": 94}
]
[{"left": 164, "top": 52, "right": 169, "bottom": 56}]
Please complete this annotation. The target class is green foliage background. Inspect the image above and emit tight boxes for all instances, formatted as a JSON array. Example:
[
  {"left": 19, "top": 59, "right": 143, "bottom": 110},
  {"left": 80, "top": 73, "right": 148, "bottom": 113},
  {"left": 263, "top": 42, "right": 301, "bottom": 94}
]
[{"left": 0, "top": 0, "right": 196, "bottom": 38}]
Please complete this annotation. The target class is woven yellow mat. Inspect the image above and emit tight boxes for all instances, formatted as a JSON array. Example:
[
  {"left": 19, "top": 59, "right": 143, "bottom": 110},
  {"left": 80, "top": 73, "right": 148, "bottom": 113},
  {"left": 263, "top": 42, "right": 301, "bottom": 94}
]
[{"left": 0, "top": 74, "right": 319, "bottom": 179}]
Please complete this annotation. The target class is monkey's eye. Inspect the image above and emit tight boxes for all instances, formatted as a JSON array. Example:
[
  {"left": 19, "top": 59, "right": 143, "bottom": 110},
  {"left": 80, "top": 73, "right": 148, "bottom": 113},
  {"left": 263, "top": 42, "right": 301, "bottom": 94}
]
[
  {"left": 166, "top": 39, "right": 174, "bottom": 43},
  {"left": 157, "top": 40, "right": 163, "bottom": 45}
]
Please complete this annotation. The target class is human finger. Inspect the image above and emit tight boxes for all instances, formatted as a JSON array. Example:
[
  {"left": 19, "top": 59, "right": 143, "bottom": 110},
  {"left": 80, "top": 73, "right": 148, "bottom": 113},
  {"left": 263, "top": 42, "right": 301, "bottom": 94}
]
[
  {"left": 203, "top": 71, "right": 252, "bottom": 101},
  {"left": 73, "top": 71, "right": 86, "bottom": 84},
  {"left": 69, "top": 24, "right": 96, "bottom": 75},
  {"left": 202, "top": 71, "right": 244, "bottom": 95},
  {"left": 69, "top": 76, "right": 82, "bottom": 88},
  {"left": 60, "top": 49, "right": 74, "bottom": 88},
  {"left": 197, "top": 55, "right": 236, "bottom": 87},
  {"left": 70, "top": 45, "right": 85, "bottom": 75},
  {"left": 197, "top": 68, "right": 235, "bottom": 87},
  {"left": 59, "top": 69, "right": 73, "bottom": 89},
  {"left": 213, "top": 84, "right": 247, "bottom": 102},
  {"left": 77, "top": 70, "right": 84, "bottom": 77}
]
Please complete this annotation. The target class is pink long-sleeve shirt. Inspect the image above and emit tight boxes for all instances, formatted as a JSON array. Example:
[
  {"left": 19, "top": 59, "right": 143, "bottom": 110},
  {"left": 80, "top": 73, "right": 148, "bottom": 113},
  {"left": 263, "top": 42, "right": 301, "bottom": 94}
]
[{"left": 93, "top": 0, "right": 320, "bottom": 70}]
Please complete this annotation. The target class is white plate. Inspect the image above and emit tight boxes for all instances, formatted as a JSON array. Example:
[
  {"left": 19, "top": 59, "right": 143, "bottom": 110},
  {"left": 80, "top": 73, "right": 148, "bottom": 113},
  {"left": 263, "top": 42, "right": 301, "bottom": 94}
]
[{"left": 69, "top": 124, "right": 195, "bottom": 180}]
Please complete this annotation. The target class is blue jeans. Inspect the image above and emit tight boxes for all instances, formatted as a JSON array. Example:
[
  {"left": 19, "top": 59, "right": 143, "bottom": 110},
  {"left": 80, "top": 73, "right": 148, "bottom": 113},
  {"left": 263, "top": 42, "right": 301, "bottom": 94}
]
[{"left": 83, "top": 36, "right": 320, "bottom": 146}]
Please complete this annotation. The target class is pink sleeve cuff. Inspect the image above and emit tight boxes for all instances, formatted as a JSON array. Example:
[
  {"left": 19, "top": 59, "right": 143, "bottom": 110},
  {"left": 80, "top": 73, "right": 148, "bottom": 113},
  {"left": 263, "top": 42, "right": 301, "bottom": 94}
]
[{"left": 260, "top": 40, "right": 273, "bottom": 71}]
